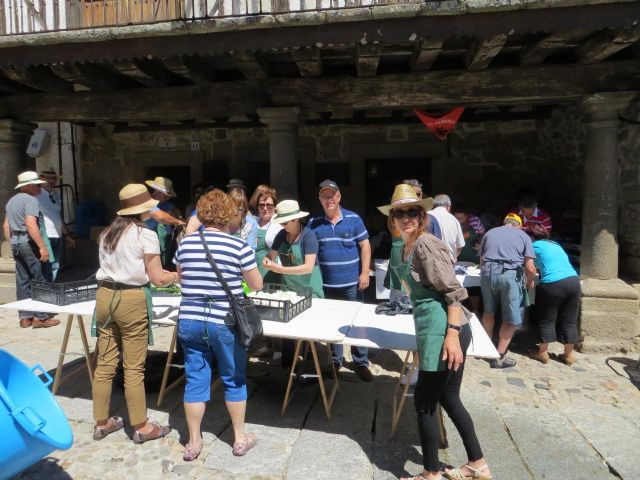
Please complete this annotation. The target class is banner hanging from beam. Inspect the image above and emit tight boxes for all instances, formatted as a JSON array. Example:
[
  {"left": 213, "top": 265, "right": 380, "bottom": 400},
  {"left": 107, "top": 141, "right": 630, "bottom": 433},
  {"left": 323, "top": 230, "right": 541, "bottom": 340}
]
[{"left": 413, "top": 107, "right": 465, "bottom": 140}]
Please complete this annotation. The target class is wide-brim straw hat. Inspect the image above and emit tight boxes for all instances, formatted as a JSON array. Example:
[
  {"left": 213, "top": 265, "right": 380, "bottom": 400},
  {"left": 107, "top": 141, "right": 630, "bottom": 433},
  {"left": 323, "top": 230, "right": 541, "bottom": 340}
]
[
  {"left": 15, "top": 171, "right": 47, "bottom": 189},
  {"left": 272, "top": 200, "right": 309, "bottom": 224},
  {"left": 377, "top": 183, "right": 434, "bottom": 216},
  {"left": 145, "top": 176, "right": 177, "bottom": 197},
  {"left": 117, "top": 184, "right": 159, "bottom": 216}
]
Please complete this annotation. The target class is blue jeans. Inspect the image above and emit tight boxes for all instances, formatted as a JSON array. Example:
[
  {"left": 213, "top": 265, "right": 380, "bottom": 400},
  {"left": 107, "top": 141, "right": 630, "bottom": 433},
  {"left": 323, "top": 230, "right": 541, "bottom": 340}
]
[
  {"left": 178, "top": 319, "right": 247, "bottom": 403},
  {"left": 480, "top": 269, "right": 524, "bottom": 327},
  {"left": 42, "top": 237, "right": 62, "bottom": 282},
  {"left": 324, "top": 285, "right": 369, "bottom": 367},
  {"left": 11, "top": 242, "right": 48, "bottom": 320}
]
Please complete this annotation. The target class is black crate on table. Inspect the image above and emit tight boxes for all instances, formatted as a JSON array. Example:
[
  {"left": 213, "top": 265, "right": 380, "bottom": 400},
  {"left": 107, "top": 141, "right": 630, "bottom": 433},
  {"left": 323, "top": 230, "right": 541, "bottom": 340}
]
[
  {"left": 249, "top": 283, "right": 312, "bottom": 323},
  {"left": 31, "top": 279, "right": 98, "bottom": 306}
]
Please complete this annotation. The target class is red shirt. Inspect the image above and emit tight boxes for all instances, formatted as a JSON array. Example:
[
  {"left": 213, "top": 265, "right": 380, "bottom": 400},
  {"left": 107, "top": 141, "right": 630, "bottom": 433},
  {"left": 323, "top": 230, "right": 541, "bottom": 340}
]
[{"left": 517, "top": 207, "right": 552, "bottom": 233}]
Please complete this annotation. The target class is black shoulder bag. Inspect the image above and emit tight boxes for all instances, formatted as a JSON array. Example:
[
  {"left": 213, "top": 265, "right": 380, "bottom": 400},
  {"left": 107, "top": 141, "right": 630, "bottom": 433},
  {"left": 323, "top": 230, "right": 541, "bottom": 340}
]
[{"left": 198, "top": 230, "right": 264, "bottom": 351}]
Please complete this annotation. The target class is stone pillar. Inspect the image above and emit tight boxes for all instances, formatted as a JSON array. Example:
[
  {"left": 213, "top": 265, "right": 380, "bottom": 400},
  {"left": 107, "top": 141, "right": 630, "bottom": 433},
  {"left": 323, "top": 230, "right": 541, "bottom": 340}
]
[
  {"left": 257, "top": 107, "right": 301, "bottom": 199},
  {"left": 0, "top": 119, "right": 33, "bottom": 303},
  {"left": 578, "top": 93, "right": 639, "bottom": 352}
]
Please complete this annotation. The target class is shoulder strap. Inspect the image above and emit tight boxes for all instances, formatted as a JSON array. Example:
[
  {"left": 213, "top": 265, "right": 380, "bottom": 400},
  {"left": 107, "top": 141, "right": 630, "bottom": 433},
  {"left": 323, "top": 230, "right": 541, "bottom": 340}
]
[{"left": 198, "top": 230, "right": 237, "bottom": 301}]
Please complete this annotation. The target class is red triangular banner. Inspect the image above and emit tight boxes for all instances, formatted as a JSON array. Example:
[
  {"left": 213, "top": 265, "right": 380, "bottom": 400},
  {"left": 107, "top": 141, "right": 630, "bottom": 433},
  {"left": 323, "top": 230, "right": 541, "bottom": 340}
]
[{"left": 414, "top": 107, "right": 465, "bottom": 140}]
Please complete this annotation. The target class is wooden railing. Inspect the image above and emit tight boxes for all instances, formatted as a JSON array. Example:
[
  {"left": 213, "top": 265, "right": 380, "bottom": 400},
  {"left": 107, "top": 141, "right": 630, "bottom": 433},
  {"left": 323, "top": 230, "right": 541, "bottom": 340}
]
[{"left": 0, "top": 0, "right": 411, "bottom": 34}]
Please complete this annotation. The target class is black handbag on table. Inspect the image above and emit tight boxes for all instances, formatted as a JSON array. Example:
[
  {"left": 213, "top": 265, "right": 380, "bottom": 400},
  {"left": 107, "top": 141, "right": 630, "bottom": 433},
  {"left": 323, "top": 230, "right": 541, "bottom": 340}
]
[{"left": 199, "top": 230, "right": 264, "bottom": 351}]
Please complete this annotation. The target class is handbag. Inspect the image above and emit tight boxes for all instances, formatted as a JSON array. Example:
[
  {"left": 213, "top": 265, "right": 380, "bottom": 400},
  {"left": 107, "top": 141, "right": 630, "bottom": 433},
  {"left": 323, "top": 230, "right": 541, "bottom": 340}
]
[{"left": 198, "top": 230, "right": 264, "bottom": 351}]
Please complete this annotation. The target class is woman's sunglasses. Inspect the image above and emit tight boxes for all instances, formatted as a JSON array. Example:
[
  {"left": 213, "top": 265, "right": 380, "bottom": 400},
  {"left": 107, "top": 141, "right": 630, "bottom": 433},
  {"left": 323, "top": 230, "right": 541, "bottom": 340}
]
[{"left": 391, "top": 208, "right": 420, "bottom": 219}]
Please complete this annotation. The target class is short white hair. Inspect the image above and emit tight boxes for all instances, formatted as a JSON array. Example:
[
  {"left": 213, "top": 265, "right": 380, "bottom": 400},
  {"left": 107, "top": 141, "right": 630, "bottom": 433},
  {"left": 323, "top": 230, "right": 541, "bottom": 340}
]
[{"left": 433, "top": 194, "right": 452, "bottom": 208}]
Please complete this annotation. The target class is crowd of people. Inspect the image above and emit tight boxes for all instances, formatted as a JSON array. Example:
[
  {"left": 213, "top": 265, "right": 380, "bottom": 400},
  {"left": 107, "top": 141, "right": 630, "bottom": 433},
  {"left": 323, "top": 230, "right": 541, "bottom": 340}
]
[{"left": 3, "top": 169, "right": 581, "bottom": 478}]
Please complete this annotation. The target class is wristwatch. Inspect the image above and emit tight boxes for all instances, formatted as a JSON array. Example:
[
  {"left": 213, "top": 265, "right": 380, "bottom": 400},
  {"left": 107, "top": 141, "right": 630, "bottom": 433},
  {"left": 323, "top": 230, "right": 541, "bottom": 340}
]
[{"left": 447, "top": 323, "right": 461, "bottom": 332}]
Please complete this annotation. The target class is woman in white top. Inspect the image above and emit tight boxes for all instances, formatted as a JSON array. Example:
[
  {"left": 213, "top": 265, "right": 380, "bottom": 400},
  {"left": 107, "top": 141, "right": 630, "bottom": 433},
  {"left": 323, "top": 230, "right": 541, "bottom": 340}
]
[
  {"left": 92, "top": 184, "right": 177, "bottom": 444},
  {"left": 249, "top": 185, "right": 282, "bottom": 281}
]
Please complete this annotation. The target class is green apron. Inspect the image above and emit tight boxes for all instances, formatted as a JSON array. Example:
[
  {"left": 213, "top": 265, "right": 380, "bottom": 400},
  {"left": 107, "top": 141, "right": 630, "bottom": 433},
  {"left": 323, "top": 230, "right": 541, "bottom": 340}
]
[
  {"left": 277, "top": 237, "right": 325, "bottom": 299},
  {"left": 255, "top": 226, "right": 281, "bottom": 284},
  {"left": 91, "top": 284, "right": 155, "bottom": 346},
  {"left": 401, "top": 252, "right": 448, "bottom": 372},
  {"left": 157, "top": 224, "right": 171, "bottom": 268},
  {"left": 387, "top": 236, "right": 405, "bottom": 291},
  {"left": 458, "top": 228, "right": 479, "bottom": 264},
  {"left": 39, "top": 212, "right": 55, "bottom": 264}
]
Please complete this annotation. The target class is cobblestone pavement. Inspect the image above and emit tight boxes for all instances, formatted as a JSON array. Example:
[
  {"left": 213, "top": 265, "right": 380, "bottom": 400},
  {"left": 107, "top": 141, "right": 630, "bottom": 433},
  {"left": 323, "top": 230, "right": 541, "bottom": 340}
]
[{"left": 1, "top": 311, "right": 639, "bottom": 480}]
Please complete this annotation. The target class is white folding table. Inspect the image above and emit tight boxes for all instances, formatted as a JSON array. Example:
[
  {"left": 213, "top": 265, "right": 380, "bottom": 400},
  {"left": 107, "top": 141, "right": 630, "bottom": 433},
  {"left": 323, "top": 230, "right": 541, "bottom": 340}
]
[{"left": 342, "top": 303, "right": 498, "bottom": 434}]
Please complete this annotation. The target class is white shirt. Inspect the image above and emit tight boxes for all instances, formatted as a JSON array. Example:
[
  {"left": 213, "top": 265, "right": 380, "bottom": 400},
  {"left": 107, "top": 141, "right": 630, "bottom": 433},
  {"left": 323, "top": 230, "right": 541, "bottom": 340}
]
[
  {"left": 259, "top": 221, "right": 283, "bottom": 249},
  {"left": 36, "top": 189, "right": 62, "bottom": 238},
  {"left": 427, "top": 206, "right": 465, "bottom": 262},
  {"left": 96, "top": 225, "right": 160, "bottom": 285}
]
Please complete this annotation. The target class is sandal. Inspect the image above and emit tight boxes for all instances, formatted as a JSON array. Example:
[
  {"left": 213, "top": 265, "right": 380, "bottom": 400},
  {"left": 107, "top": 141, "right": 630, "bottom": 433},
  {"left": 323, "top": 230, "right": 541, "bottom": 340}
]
[
  {"left": 93, "top": 416, "right": 124, "bottom": 441},
  {"left": 400, "top": 475, "right": 442, "bottom": 480},
  {"left": 183, "top": 441, "right": 203, "bottom": 462},
  {"left": 232, "top": 433, "right": 257, "bottom": 456},
  {"left": 444, "top": 463, "right": 492, "bottom": 480}
]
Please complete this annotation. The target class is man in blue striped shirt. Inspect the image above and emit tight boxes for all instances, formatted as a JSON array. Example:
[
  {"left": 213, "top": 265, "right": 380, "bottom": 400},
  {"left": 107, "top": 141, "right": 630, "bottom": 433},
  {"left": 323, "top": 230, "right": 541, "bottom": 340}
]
[{"left": 308, "top": 180, "right": 373, "bottom": 382}]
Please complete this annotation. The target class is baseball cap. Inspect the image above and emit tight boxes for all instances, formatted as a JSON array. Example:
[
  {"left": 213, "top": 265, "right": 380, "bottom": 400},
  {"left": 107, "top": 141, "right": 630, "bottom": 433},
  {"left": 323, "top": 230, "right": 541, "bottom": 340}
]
[
  {"left": 504, "top": 213, "right": 523, "bottom": 226},
  {"left": 318, "top": 179, "right": 339, "bottom": 193}
]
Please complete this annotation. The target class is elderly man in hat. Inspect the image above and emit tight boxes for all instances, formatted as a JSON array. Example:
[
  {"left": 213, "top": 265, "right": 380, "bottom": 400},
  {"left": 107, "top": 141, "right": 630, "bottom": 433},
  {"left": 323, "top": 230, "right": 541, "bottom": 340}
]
[
  {"left": 479, "top": 213, "right": 535, "bottom": 368},
  {"left": 36, "top": 169, "right": 76, "bottom": 281},
  {"left": 308, "top": 179, "right": 373, "bottom": 381},
  {"left": 145, "top": 176, "right": 185, "bottom": 269},
  {"left": 2, "top": 171, "right": 60, "bottom": 328}
]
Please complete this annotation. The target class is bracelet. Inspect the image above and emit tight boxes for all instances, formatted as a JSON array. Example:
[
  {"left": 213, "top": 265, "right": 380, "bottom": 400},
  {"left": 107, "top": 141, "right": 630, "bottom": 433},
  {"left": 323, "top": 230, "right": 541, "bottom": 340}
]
[{"left": 447, "top": 323, "right": 461, "bottom": 332}]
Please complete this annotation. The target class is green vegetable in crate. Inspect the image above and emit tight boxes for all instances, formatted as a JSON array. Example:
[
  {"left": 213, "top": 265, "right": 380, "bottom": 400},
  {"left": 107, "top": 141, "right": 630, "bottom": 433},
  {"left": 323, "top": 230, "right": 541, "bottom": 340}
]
[{"left": 152, "top": 284, "right": 182, "bottom": 296}]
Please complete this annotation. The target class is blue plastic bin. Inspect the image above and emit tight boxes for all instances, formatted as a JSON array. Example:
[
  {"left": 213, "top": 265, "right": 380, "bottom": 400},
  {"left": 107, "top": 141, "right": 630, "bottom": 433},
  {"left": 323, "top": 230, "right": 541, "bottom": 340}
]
[{"left": 0, "top": 349, "right": 73, "bottom": 480}]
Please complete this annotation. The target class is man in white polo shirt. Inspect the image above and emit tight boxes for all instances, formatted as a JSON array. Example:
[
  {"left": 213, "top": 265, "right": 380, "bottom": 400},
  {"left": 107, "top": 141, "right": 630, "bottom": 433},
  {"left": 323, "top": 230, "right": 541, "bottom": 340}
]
[{"left": 427, "top": 194, "right": 465, "bottom": 262}]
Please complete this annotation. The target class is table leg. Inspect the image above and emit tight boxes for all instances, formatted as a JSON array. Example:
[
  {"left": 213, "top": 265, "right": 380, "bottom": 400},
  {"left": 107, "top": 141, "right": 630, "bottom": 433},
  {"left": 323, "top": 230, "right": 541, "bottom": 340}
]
[
  {"left": 52, "top": 314, "right": 75, "bottom": 394},
  {"left": 157, "top": 324, "right": 184, "bottom": 407},
  {"left": 309, "top": 341, "right": 338, "bottom": 420},
  {"left": 77, "top": 316, "right": 95, "bottom": 384},
  {"left": 281, "top": 339, "right": 303, "bottom": 416},
  {"left": 391, "top": 350, "right": 418, "bottom": 436},
  {"left": 326, "top": 343, "right": 340, "bottom": 392}
]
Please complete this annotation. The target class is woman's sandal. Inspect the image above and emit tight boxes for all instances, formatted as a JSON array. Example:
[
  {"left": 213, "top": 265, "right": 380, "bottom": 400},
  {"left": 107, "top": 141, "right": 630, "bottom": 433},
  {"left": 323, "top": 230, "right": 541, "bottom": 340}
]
[
  {"left": 232, "top": 433, "right": 257, "bottom": 456},
  {"left": 93, "top": 416, "right": 124, "bottom": 441},
  {"left": 183, "top": 441, "right": 203, "bottom": 462},
  {"left": 444, "top": 463, "right": 493, "bottom": 480}
]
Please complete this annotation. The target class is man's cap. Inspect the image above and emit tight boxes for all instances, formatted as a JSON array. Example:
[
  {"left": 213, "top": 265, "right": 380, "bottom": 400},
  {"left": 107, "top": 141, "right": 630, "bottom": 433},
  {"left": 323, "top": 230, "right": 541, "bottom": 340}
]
[
  {"left": 504, "top": 213, "right": 523, "bottom": 226},
  {"left": 318, "top": 179, "right": 339, "bottom": 193},
  {"left": 227, "top": 179, "right": 246, "bottom": 191}
]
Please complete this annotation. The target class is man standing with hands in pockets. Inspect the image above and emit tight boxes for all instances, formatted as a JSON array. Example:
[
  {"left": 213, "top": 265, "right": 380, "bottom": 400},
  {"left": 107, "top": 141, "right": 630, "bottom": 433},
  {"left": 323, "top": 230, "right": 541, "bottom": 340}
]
[{"left": 308, "top": 180, "right": 373, "bottom": 381}]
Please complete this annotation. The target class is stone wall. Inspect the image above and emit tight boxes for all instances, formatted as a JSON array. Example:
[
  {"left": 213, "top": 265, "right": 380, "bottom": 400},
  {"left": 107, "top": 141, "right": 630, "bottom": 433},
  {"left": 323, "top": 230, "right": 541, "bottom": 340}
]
[{"left": 619, "top": 99, "right": 640, "bottom": 278}]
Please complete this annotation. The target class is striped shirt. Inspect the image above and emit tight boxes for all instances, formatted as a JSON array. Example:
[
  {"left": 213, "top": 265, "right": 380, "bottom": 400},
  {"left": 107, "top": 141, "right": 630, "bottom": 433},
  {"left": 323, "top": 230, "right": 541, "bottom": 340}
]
[
  {"left": 517, "top": 207, "right": 552, "bottom": 233},
  {"left": 174, "top": 231, "right": 257, "bottom": 324},
  {"left": 468, "top": 214, "right": 485, "bottom": 236},
  {"left": 308, "top": 206, "right": 369, "bottom": 288}
]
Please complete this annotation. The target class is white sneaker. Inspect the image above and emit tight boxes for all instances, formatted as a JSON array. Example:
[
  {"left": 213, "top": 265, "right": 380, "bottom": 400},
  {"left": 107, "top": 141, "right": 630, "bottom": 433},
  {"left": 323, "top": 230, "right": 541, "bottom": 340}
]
[{"left": 400, "top": 367, "right": 419, "bottom": 386}]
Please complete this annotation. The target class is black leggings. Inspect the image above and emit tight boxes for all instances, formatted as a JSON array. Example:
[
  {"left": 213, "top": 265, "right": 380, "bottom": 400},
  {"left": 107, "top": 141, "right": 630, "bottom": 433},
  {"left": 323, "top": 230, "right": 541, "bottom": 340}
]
[
  {"left": 535, "top": 276, "right": 580, "bottom": 345},
  {"left": 414, "top": 324, "right": 483, "bottom": 472}
]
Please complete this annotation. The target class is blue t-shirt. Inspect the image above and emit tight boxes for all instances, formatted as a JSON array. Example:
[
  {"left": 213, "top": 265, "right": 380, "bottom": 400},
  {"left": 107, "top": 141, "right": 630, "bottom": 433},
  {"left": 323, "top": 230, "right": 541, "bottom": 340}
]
[
  {"left": 308, "top": 206, "right": 369, "bottom": 288},
  {"left": 480, "top": 225, "right": 535, "bottom": 274},
  {"left": 272, "top": 227, "right": 319, "bottom": 266},
  {"left": 532, "top": 240, "right": 578, "bottom": 284},
  {"left": 174, "top": 231, "right": 257, "bottom": 324}
]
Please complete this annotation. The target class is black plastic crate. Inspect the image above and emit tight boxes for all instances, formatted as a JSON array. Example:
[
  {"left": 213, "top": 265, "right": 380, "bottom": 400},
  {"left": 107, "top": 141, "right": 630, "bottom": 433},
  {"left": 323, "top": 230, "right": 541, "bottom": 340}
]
[
  {"left": 249, "top": 283, "right": 312, "bottom": 323},
  {"left": 31, "top": 279, "right": 98, "bottom": 305}
]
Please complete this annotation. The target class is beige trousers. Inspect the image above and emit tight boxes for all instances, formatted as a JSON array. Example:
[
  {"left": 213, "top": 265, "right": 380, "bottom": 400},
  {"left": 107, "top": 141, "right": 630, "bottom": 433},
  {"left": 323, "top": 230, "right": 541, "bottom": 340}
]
[{"left": 92, "top": 287, "right": 149, "bottom": 427}]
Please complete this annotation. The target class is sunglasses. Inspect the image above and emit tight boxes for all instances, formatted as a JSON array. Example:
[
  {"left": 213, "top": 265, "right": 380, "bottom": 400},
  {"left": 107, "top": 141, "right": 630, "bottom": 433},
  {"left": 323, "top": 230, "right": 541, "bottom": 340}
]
[
  {"left": 258, "top": 203, "right": 275, "bottom": 209},
  {"left": 391, "top": 208, "right": 420, "bottom": 219}
]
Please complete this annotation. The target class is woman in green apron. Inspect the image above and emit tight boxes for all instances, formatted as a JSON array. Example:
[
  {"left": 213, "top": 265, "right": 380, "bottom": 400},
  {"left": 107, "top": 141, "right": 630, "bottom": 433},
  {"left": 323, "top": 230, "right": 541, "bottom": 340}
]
[
  {"left": 249, "top": 185, "right": 283, "bottom": 283},
  {"left": 92, "top": 183, "right": 176, "bottom": 445},
  {"left": 379, "top": 184, "right": 492, "bottom": 480}
]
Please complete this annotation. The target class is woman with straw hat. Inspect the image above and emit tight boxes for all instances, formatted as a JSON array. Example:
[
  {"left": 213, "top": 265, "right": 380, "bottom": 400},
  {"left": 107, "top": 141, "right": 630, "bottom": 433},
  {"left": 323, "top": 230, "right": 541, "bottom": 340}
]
[
  {"left": 91, "top": 184, "right": 176, "bottom": 444},
  {"left": 379, "top": 184, "right": 492, "bottom": 480}
]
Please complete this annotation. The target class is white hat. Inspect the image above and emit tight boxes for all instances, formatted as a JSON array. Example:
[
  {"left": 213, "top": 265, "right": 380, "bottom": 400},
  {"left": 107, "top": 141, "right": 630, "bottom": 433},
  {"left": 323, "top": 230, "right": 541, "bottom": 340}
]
[
  {"left": 145, "top": 176, "right": 177, "bottom": 197},
  {"left": 15, "top": 171, "right": 47, "bottom": 189},
  {"left": 377, "top": 184, "right": 434, "bottom": 216},
  {"left": 117, "top": 184, "right": 159, "bottom": 216},
  {"left": 272, "top": 200, "right": 309, "bottom": 224}
]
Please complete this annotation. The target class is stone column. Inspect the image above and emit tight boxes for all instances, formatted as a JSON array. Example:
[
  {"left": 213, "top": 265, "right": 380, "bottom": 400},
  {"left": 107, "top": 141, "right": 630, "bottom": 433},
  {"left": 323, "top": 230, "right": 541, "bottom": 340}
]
[
  {"left": 257, "top": 107, "right": 301, "bottom": 199},
  {"left": 580, "top": 93, "right": 635, "bottom": 279},
  {"left": 578, "top": 93, "right": 639, "bottom": 352}
]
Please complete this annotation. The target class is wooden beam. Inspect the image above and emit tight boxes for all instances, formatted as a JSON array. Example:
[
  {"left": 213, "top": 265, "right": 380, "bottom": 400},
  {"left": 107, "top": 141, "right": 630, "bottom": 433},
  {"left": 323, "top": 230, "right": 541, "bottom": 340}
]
[
  {"left": 49, "top": 62, "right": 140, "bottom": 91},
  {"left": 519, "top": 30, "right": 589, "bottom": 65},
  {"left": 575, "top": 26, "right": 640, "bottom": 64},
  {"left": 158, "top": 56, "right": 215, "bottom": 84},
  {"left": 230, "top": 51, "right": 268, "bottom": 80},
  {"left": 292, "top": 47, "right": 322, "bottom": 77},
  {"left": 1, "top": 61, "right": 638, "bottom": 122},
  {"left": 409, "top": 39, "right": 444, "bottom": 72},
  {"left": 465, "top": 34, "right": 508, "bottom": 70},
  {"left": 109, "top": 60, "right": 167, "bottom": 87},
  {"left": 355, "top": 44, "right": 381, "bottom": 77},
  {"left": 2, "top": 66, "right": 73, "bottom": 93},
  {"left": 0, "top": 71, "right": 39, "bottom": 94}
]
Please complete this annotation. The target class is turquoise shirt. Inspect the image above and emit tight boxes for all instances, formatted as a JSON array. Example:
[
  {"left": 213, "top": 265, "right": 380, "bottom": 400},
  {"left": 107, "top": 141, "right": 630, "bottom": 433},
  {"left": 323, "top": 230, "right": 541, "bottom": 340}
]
[{"left": 532, "top": 240, "right": 578, "bottom": 284}]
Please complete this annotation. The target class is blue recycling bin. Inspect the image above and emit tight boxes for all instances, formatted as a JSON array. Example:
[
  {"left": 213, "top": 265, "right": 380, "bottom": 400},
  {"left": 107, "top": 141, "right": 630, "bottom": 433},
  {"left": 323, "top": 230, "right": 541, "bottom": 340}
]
[{"left": 0, "top": 349, "right": 73, "bottom": 480}]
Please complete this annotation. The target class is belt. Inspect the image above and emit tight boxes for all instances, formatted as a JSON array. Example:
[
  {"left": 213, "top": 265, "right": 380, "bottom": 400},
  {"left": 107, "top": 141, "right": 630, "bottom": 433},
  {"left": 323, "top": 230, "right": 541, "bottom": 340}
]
[{"left": 99, "top": 280, "right": 143, "bottom": 290}]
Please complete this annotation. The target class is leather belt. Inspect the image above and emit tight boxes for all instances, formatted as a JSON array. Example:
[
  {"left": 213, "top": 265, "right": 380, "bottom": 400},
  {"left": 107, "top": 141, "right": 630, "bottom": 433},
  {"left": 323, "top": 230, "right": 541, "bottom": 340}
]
[{"left": 99, "top": 280, "right": 143, "bottom": 290}]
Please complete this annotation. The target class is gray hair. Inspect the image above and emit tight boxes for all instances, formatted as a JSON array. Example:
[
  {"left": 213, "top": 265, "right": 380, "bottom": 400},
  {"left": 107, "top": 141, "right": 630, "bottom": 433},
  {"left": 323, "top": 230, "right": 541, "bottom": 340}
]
[
  {"left": 403, "top": 179, "right": 422, "bottom": 189},
  {"left": 504, "top": 218, "right": 520, "bottom": 227},
  {"left": 433, "top": 194, "right": 452, "bottom": 208}
]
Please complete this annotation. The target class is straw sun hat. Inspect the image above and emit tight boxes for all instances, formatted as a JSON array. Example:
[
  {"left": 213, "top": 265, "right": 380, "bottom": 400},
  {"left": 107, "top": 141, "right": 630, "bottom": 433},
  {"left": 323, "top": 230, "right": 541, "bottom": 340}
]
[
  {"left": 117, "top": 184, "right": 159, "bottom": 216},
  {"left": 377, "top": 184, "right": 434, "bottom": 216},
  {"left": 14, "top": 171, "right": 47, "bottom": 189},
  {"left": 272, "top": 200, "right": 309, "bottom": 224},
  {"left": 145, "top": 176, "right": 177, "bottom": 197}
]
